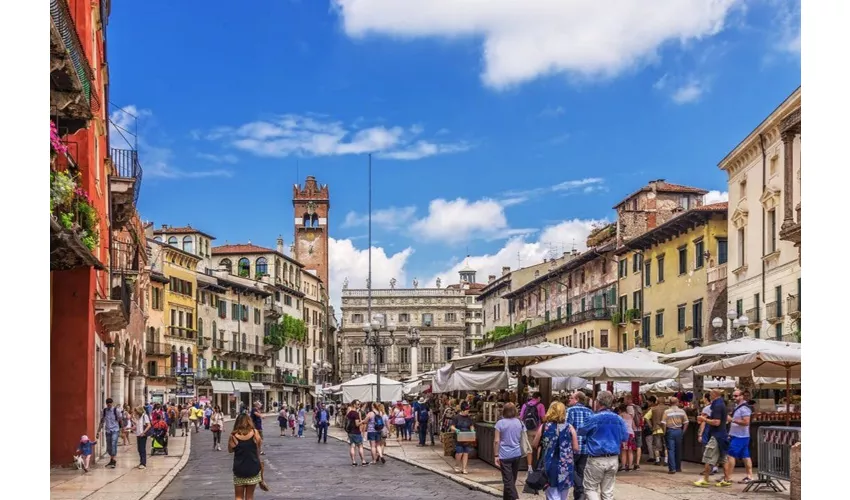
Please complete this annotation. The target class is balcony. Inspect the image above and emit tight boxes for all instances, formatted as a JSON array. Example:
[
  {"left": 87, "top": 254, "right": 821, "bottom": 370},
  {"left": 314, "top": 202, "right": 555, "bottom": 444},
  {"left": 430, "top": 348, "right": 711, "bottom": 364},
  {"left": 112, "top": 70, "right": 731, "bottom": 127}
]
[
  {"left": 765, "top": 301, "right": 782, "bottom": 323},
  {"left": 95, "top": 272, "right": 131, "bottom": 332},
  {"left": 707, "top": 263, "right": 727, "bottom": 284},
  {"left": 211, "top": 338, "right": 227, "bottom": 351},
  {"left": 252, "top": 372, "right": 276, "bottom": 384},
  {"left": 110, "top": 239, "right": 140, "bottom": 276},
  {"left": 145, "top": 341, "right": 171, "bottom": 357},
  {"left": 165, "top": 326, "right": 196, "bottom": 341},
  {"left": 109, "top": 149, "right": 143, "bottom": 228},
  {"left": 197, "top": 336, "right": 211, "bottom": 349},
  {"left": 746, "top": 307, "right": 761, "bottom": 329},
  {"left": 526, "top": 308, "right": 613, "bottom": 337},
  {"left": 264, "top": 303, "right": 283, "bottom": 319},
  {"left": 50, "top": 0, "right": 99, "bottom": 133},
  {"left": 222, "top": 342, "right": 270, "bottom": 359},
  {"left": 787, "top": 294, "right": 800, "bottom": 319}
]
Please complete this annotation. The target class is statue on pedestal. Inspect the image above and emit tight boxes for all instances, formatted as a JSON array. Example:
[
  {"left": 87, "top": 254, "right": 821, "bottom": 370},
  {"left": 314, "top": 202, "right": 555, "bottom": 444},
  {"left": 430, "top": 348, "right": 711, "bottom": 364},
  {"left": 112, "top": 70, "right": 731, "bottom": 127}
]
[
  {"left": 412, "top": 278, "right": 419, "bottom": 289},
  {"left": 342, "top": 277, "right": 349, "bottom": 290},
  {"left": 390, "top": 278, "right": 397, "bottom": 289},
  {"left": 436, "top": 277, "right": 442, "bottom": 288}
]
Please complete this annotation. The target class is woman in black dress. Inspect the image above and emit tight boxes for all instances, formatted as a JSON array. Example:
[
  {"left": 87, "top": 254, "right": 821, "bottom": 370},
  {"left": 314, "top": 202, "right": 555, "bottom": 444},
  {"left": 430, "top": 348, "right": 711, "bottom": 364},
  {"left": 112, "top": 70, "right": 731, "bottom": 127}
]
[{"left": 228, "top": 414, "right": 265, "bottom": 499}]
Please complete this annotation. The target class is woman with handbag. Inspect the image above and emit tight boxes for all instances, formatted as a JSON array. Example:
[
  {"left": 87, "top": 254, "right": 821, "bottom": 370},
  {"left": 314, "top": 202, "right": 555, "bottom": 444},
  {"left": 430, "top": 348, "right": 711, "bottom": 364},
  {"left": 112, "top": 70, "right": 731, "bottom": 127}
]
[
  {"left": 449, "top": 401, "right": 476, "bottom": 474},
  {"left": 228, "top": 414, "right": 268, "bottom": 500},
  {"left": 211, "top": 406, "right": 225, "bottom": 451},
  {"left": 531, "top": 402, "right": 578, "bottom": 500}
]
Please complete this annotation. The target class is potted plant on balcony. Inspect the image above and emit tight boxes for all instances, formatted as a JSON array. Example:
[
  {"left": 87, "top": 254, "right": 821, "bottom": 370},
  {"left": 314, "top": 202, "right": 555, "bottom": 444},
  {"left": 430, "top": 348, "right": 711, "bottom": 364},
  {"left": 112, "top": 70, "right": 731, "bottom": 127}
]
[
  {"left": 50, "top": 170, "right": 100, "bottom": 252},
  {"left": 626, "top": 308, "right": 641, "bottom": 323},
  {"left": 611, "top": 311, "right": 623, "bottom": 326}
]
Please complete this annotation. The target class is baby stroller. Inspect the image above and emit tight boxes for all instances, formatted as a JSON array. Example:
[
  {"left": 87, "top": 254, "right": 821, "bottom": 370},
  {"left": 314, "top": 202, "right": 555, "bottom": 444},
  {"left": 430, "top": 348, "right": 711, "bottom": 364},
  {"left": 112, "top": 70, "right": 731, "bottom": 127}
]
[{"left": 151, "top": 420, "right": 169, "bottom": 455}]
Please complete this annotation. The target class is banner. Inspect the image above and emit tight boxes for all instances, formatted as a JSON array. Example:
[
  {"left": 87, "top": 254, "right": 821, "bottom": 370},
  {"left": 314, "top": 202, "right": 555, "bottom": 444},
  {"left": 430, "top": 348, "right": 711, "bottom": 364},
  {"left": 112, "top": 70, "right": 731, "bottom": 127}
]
[{"left": 176, "top": 372, "right": 196, "bottom": 396}]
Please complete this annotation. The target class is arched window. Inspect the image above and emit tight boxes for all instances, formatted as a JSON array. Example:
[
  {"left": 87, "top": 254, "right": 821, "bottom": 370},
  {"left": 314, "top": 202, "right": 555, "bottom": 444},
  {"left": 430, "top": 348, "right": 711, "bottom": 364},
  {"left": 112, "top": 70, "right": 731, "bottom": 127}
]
[
  {"left": 187, "top": 347, "right": 193, "bottom": 370},
  {"left": 311, "top": 214, "right": 319, "bottom": 227},
  {"left": 154, "top": 236, "right": 162, "bottom": 242},
  {"left": 255, "top": 335, "right": 260, "bottom": 354},
  {"left": 147, "top": 326, "right": 156, "bottom": 344},
  {"left": 275, "top": 259, "right": 281, "bottom": 280},
  {"left": 198, "top": 318, "right": 204, "bottom": 340},
  {"left": 167, "top": 236, "right": 178, "bottom": 247},
  {"left": 238, "top": 258, "right": 250, "bottom": 277},
  {"left": 171, "top": 345, "right": 178, "bottom": 373},
  {"left": 220, "top": 259, "right": 232, "bottom": 273},
  {"left": 182, "top": 236, "right": 194, "bottom": 253},
  {"left": 242, "top": 333, "right": 247, "bottom": 350},
  {"left": 147, "top": 361, "right": 157, "bottom": 377},
  {"left": 212, "top": 321, "right": 217, "bottom": 342},
  {"left": 302, "top": 213, "right": 310, "bottom": 227},
  {"left": 255, "top": 257, "right": 268, "bottom": 277},
  {"left": 289, "top": 267, "right": 294, "bottom": 285}
]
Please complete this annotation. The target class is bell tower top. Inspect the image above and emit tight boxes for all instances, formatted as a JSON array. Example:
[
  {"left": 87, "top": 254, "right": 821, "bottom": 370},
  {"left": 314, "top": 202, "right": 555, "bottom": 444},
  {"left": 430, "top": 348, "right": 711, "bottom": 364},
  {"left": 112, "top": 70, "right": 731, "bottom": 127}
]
[{"left": 293, "top": 176, "right": 330, "bottom": 287}]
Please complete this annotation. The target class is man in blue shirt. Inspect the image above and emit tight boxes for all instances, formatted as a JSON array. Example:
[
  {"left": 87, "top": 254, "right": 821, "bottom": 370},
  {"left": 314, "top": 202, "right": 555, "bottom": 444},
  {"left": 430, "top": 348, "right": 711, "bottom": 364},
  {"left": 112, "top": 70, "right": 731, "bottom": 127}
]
[
  {"left": 695, "top": 389, "right": 731, "bottom": 487},
  {"left": 250, "top": 402, "right": 265, "bottom": 455},
  {"left": 577, "top": 391, "right": 628, "bottom": 500},
  {"left": 567, "top": 391, "right": 594, "bottom": 500}
]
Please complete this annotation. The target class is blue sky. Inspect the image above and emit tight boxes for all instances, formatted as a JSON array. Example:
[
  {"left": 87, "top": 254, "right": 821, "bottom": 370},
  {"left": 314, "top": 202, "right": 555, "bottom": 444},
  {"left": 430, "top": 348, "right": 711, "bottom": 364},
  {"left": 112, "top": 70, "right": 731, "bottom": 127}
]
[{"left": 105, "top": 0, "right": 800, "bottom": 306}]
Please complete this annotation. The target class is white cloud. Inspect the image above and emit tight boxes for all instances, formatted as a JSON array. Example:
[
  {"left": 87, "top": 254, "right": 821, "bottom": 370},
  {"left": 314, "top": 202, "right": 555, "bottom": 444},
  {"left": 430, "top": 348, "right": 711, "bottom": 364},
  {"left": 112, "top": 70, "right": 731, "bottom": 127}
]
[
  {"left": 773, "top": 0, "right": 800, "bottom": 56},
  {"left": 410, "top": 198, "right": 534, "bottom": 244},
  {"left": 504, "top": 177, "right": 607, "bottom": 204},
  {"left": 422, "top": 218, "right": 605, "bottom": 288},
  {"left": 197, "top": 153, "right": 239, "bottom": 164},
  {"left": 208, "top": 114, "right": 469, "bottom": 161},
  {"left": 539, "top": 105, "right": 565, "bottom": 118},
  {"left": 653, "top": 73, "right": 669, "bottom": 90},
  {"left": 108, "top": 106, "right": 233, "bottom": 179},
  {"left": 328, "top": 237, "right": 414, "bottom": 310},
  {"left": 704, "top": 190, "right": 729, "bottom": 204},
  {"left": 671, "top": 80, "right": 705, "bottom": 104},
  {"left": 342, "top": 206, "right": 417, "bottom": 229},
  {"left": 332, "top": 0, "right": 739, "bottom": 89}
]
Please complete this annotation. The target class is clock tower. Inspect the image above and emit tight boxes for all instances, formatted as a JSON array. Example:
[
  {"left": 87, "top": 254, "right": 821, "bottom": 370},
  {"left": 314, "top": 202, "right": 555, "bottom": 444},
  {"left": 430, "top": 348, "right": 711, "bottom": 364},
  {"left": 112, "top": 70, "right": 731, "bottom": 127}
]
[{"left": 293, "top": 176, "right": 330, "bottom": 286}]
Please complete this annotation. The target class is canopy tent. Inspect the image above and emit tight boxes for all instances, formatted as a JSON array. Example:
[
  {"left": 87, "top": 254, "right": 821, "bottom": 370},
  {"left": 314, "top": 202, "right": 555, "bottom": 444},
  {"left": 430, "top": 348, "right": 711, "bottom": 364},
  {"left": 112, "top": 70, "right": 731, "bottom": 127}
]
[
  {"left": 450, "top": 342, "right": 584, "bottom": 371},
  {"left": 551, "top": 377, "right": 632, "bottom": 393},
  {"left": 432, "top": 367, "right": 513, "bottom": 393},
  {"left": 524, "top": 350, "right": 679, "bottom": 382},
  {"left": 340, "top": 373, "right": 404, "bottom": 403},
  {"left": 660, "top": 338, "right": 800, "bottom": 361}
]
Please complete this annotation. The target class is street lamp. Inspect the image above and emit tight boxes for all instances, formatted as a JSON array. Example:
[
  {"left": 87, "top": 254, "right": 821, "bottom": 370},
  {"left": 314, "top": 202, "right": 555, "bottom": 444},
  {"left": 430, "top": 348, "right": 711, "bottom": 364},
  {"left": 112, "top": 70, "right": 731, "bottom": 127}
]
[
  {"left": 712, "top": 309, "right": 749, "bottom": 341},
  {"left": 407, "top": 327, "right": 421, "bottom": 378},
  {"left": 364, "top": 318, "right": 396, "bottom": 402}
]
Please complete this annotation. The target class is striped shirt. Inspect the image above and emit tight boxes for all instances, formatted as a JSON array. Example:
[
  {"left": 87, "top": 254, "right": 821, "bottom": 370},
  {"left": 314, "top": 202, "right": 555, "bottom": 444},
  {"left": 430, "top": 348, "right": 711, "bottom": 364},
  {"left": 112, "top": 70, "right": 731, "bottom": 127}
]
[
  {"left": 662, "top": 407, "right": 688, "bottom": 430},
  {"left": 567, "top": 403, "right": 594, "bottom": 455}
]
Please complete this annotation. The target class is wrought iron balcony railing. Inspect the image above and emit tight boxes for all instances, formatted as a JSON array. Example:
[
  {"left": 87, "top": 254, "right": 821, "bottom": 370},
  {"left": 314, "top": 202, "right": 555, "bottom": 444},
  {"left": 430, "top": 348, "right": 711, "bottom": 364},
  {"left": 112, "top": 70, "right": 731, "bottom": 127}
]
[
  {"left": 145, "top": 341, "right": 170, "bottom": 356},
  {"left": 110, "top": 148, "right": 143, "bottom": 205},
  {"left": 110, "top": 272, "right": 132, "bottom": 321},
  {"left": 50, "top": 0, "right": 99, "bottom": 112},
  {"left": 787, "top": 295, "right": 800, "bottom": 318},
  {"left": 765, "top": 301, "right": 781, "bottom": 322}
]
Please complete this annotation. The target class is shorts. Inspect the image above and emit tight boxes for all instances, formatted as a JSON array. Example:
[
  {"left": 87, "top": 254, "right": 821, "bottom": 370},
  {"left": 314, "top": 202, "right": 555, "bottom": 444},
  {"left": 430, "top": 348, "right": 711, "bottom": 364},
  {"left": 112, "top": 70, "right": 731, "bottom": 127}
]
[
  {"left": 634, "top": 430, "right": 643, "bottom": 447},
  {"left": 367, "top": 431, "right": 382, "bottom": 442},
  {"left": 349, "top": 433, "right": 363, "bottom": 445},
  {"left": 702, "top": 436, "right": 727, "bottom": 466},
  {"left": 652, "top": 433, "right": 666, "bottom": 451},
  {"left": 455, "top": 444, "right": 474, "bottom": 454},
  {"left": 622, "top": 435, "right": 637, "bottom": 451},
  {"left": 728, "top": 436, "right": 751, "bottom": 459}
]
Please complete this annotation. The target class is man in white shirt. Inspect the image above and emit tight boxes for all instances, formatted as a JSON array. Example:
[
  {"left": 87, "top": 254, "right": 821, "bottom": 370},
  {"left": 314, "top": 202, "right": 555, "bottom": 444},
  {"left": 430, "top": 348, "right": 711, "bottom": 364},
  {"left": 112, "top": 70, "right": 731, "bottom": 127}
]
[
  {"left": 135, "top": 410, "right": 152, "bottom": 469},
  {"left": 725, "top": 390, "right": 754, "bottom": 483}
]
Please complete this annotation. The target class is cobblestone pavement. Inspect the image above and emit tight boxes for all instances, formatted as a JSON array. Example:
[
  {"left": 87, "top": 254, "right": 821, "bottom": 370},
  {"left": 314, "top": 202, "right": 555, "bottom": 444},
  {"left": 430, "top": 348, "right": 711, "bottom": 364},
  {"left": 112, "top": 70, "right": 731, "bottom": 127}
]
[{"left": 158, "top": 418, "right": 494, "bottom": 499}]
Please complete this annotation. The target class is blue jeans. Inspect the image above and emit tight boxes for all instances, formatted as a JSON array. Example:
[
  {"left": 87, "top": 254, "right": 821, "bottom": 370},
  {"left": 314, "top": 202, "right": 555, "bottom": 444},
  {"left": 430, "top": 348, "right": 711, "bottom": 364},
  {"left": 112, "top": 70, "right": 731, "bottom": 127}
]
[
  {"left": 666, "top": 428, "right": 684, "bottom": 472},
  {"left": 298, "top": 423, "right": 304, "bottom": 437},
  {"left": 317, "top": 423, "right": 328, "bottom": 442},
  {"left": 418, "top": 424, "right": 427, "bottom": 445},
  {"left": 136, "top": 436, "right": 147, "bottom": 466},
  {"left": 105, "top": 431, "right": 119, "bottom": 458},
  {"left": 406, "top": 418, "right": 415, "bottom": 438}
]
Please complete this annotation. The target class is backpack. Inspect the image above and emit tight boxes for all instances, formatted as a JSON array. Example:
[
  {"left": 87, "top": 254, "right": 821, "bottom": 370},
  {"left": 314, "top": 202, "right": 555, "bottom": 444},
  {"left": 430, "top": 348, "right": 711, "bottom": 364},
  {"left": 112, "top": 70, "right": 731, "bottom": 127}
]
[
  {"left": 373, "top": 414, "right": 385, "bottom": 431},
  {"left": 417, "top": 408, "right": 429, "bottom": 423},
  {"left": 522, "top": 403, "right": 542, "bottom": 431},
  {"left": 632, "top": 405, "right": 644, "bottom": 431}
]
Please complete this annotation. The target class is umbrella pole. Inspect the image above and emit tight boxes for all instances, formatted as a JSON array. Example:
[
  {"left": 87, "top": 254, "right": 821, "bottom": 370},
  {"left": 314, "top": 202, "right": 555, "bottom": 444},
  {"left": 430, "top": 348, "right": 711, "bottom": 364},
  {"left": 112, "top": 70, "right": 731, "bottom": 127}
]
[{"left": 785, "top": 367, "right": 791, "bottom": 426}]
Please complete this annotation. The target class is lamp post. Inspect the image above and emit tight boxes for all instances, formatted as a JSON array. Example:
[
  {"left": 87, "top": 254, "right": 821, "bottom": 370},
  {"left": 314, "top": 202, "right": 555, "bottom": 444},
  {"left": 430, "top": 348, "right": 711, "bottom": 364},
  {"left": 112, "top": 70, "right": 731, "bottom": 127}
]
[
  {"left": 407, "top": 327, "right": 421, "bottom": 378},
  {"left": 364, "top": 318, "right": 396, "bottom": 402},
  {"left": 712, "top": 309, "right": 749, "bottom": 341}
]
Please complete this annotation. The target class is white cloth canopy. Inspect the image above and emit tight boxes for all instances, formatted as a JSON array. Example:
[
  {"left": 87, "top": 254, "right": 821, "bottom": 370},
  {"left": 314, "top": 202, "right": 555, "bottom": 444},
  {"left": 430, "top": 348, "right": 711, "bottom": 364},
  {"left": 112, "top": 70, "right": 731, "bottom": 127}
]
[
  {"left": 432, "top": 369, "right": 512, "bottom": 393},
  {"left": 451, "top": 342, "right": 584, "bottom": 370},
  {"left": 692, "top": 348, "right": 802, "bottom": 378},
  {"left": 622, "top": 347, "right": 661, "bottom": 363},
  {"left": 340, "top": 373, "right": 403, "bottom": 403},
  {"left": 524, "top": 351, "right": 679, "bottom": 382},
  {"left": 660, "top": 338, "right": 800, "bottom": 360}
]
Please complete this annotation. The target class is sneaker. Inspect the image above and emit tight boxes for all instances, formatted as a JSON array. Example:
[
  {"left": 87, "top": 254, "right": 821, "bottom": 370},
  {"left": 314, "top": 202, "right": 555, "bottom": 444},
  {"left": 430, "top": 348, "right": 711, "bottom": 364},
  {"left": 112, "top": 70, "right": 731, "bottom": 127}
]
[
  {"left": 716, "top": 480, "right": 732, "bottom": 487},
  {"left": 380, "top": 457, "right": 386, "bottom": 464},
  {"left": 693, "top": 480, "right": 711, "bottom": 488},
  {"left": 138, "top": 465, "right": 146, "bottom": 470}
]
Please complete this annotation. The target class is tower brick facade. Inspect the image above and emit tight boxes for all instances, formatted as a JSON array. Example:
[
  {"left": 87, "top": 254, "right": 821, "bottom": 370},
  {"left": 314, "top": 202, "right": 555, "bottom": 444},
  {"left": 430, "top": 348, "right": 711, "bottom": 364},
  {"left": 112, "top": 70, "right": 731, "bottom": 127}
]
[{"left": 293, "top": 176, "right": 330, "bottom": 286}]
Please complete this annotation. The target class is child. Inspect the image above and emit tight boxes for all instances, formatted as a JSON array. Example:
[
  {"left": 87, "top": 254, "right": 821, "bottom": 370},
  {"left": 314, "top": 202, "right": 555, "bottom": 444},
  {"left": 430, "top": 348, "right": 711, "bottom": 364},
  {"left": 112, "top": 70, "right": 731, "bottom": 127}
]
[
  {"left": 618, "top": 404, "right": 636, "bottom": 472},
  {"left": 76, "top": 435, "right": 97, "bottom": 472},
  {"left": 288, "top": 409, "right": 296, "bottom": 437}
]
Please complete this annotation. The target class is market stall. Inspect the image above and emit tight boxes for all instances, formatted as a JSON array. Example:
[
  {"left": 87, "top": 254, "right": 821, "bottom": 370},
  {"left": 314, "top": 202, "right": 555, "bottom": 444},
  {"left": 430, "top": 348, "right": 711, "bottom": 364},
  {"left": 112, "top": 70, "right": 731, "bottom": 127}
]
[{"left": 340, "top": 373, "right": 403, "bottom": 403}]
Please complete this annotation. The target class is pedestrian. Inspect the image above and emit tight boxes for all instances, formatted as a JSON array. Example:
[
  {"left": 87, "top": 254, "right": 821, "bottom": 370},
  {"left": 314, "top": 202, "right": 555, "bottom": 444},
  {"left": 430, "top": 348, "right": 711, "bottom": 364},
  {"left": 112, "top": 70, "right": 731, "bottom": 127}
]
[
  {"left": 415, "top": 400, "right": 430, "bottom": 446},
  {"left": 566, "top": 391, "right": 593, "bottom": 500},
  {"left": 250, "top": 402, "right": 265, "bottom": 455},
  {"left": 624, "top": 394, "right": 644, "bottom": 470},
  {"left": 167, "top": 404, "right": 178, "bottom": 438},
  {"left": 520, "top": 391, "right": 546, "bottom": 474},
  {"left": 190, "top": 404, "right": 202, "bottom": 433},
  {"left": 694, "top": 389, "right": 732, "bottom": 487},
  {"left": 648, "top": 395, "right": 668, "bottom": 466},
  {"left": 532, "top": 401, "right": 578, "bottom": 500},
  {"left": 297, "top": 403, "right": 306, "bottom": 438},
  {"left": 576, "top": 390, "right": 629, "bottom": 500},
  {"left": 288, "top": 408, "right": 297, "bottom": 437},
  {"left": 725, "top": 389, "right": 754, "bottom": 484},
  {"left": 450, "top": 401, "right": 476, "bottom": 474},
  {"left": 121, "top": 404, "right": 133, "bottom": 446},
  {"left": 660, "top": 397, "right": 688, "bottom": 474},
  {"left": 76, "top": 435, "right": 97, "bottom": 472},
  {"left": 204, "top": 405, "right": 213, "bottom": 430},
  {"left": 228, "top": 414, "right": 266, "bottom": 500},
  {"left": 96, "top": 397, "right": 123, "bottom": 469},
  {"left": 696, "top": 394, "right": 719, "bottom": 476},
  {"left": 211, "top": 405, "right": 225, "bottom": 451},
  {"left": 278, "top": 406, "right": 288, "bottom": 437},
  {"left": 180, "top": 405, "right": 190, "bottom": 436},
  {"left": 364, "top": 403, "right": 386, "bottom": 463},
  {"left": 494, "top": 402, "right": 524, "bottom": 500},
  {"left": 346, "top": 401, "right": 369, "bottom": 466},
  {"left": 316, "top": 403, "right": 330, "bottom": 444},
  {"left": 133, "top": 406, "right": 152, "bottom": 470},
  {"left": 616, "top": 405, "right": 635, "bottom": 471},
  {"left": 403, "top": 400, "right": 415, "bottom": 441}
]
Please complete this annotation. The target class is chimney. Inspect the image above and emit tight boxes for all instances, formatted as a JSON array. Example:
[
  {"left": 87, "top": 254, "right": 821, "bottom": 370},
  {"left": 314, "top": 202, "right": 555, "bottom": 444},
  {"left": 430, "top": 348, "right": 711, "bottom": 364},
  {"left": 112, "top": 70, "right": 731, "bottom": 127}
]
[
  {"left": 161, "top": 224, "right": 168, "bottom": 230},
  {"left": 488, "top": 275, "right": 496, "bottom": 283},
  {"left": 276, "top": 235, "right": 284, "bottom": 254},
  {"left": 501, "top": 266, "right": 511, "bottom": 276}
]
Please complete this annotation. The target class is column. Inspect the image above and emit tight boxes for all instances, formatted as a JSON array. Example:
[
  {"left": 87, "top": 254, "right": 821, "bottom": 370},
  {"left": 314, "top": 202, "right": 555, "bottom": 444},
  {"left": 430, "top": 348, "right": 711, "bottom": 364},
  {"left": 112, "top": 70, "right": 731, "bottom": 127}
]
[
  {"left": 137, "top": 376, "right": 146, "bottom": 405},
  {"left": 410, "top": 344, "right": 419, "bottom": 379},
  {"left": 128, "top": 375, "right": 136, "bottom": 408},
  {"left": 124, "top": 372, "right": 131, "bottom": 407},
  {"left": 781, "top": 127, "right": 799, "bottom": 228},
  {"left": 110, "top": 364, "right": 125, "bottom": 407}
]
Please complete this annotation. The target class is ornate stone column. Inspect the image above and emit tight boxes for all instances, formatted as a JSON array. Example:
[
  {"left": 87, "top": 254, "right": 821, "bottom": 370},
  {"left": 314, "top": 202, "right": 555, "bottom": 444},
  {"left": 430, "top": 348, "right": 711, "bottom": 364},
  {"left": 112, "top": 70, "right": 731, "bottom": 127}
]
[
  {"left": 110, "top": 363, "right": 126, "bottom": 406},
  {"left": 410, "top": 344, "right": 419, "bottom": 379},
  {"left": 781, "top": 128, "right": 797, "bottom": 226},
  {"left": 128, "top": 374, "right": 136, "bottom": 408},
  {"left": 124, "top": 371, "right": 131, "bottom": 407},
  {"left": 130, "top": 373, "right": 145, "bottom": 406}
]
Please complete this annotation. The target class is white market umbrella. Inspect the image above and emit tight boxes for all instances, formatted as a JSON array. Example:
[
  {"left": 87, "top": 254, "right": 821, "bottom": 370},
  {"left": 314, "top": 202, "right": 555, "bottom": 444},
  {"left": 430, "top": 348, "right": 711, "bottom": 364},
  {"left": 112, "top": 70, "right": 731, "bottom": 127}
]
[
  {"left": 340, "top": 373, "right": 404, "bottom": 403},
  {"left": 524, "top": 351, "right": 679, "bottom": 382},
  {"left": 623, "top": 347, "right": 661, "bottom": 363},
  {"left": 660, "top": 338, "right": 800, "bottom": 361}
]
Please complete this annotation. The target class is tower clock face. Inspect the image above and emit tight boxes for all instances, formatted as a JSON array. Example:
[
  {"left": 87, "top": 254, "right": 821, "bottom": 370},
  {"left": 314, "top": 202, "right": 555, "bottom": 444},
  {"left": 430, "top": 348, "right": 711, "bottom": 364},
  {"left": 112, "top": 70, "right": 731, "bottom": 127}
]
[{"left": 306, "top": 232, "right": 316, "bottom": 242}]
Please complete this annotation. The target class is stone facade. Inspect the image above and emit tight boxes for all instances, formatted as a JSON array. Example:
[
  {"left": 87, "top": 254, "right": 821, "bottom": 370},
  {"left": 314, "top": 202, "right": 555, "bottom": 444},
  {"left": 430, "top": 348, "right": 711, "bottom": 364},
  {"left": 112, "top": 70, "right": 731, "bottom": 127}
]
[
  {"left": 293, "top": 176, "right": 330, "bottom": 287},
  {"left": 718, "top": 87, "right": 801, "bottom": 342},
  {"left": 614, "top": 180, "right": 708, "bottom": 246},
  {"left": 340, "top": 287, "right": 467, "bottom": 381}
]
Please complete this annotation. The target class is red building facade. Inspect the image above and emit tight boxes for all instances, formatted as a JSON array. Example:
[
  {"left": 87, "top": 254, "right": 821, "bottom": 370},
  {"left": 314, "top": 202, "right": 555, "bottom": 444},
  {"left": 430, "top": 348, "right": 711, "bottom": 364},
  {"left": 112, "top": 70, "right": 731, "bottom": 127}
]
[{"left": 50, "top": 0, "right": 145, "bottom": 466}]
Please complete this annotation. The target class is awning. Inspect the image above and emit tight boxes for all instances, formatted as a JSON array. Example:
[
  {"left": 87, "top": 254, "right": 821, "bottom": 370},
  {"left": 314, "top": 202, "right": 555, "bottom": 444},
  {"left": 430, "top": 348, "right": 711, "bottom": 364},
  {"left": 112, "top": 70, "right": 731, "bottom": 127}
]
[
  {"left": 281, "top": 386, "right": 293, "bottom": 392},
  {"left": 211, "top": 380, "right": 235, "bottom": 394},
  {"left": 308, "top": 390, "right": 316, "bottom": 398},
  {"left": 232, "top": 381, "right": 252, "bottom": 393},
  {"left": 250, "top": 382, "right": 267, "bottom": 391}
]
